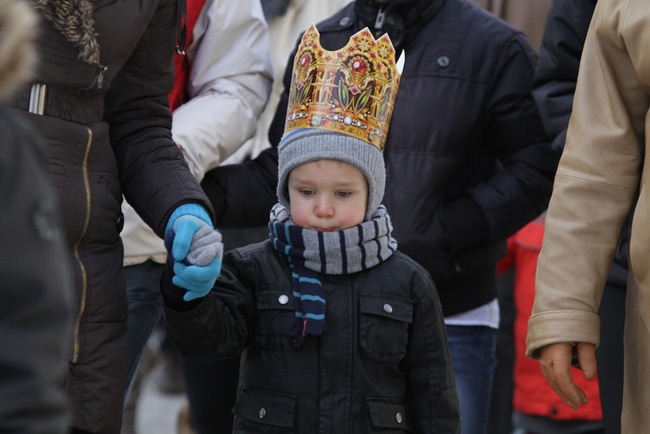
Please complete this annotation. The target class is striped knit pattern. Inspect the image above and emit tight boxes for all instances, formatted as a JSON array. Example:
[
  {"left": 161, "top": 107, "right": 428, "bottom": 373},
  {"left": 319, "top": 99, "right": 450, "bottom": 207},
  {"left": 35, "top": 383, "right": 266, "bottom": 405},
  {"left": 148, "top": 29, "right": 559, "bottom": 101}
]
[{"left": 269, "top": 203, "right": 397, "bottom": 336}]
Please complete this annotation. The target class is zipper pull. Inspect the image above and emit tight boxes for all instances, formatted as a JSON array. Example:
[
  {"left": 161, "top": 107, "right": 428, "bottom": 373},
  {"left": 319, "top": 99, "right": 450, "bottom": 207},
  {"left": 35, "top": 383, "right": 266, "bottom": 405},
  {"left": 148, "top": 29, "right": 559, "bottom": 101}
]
[
  {"left": 375, "top": 7, "right": 386, "bottom": 30},
  {"left": 97, "top": 64, "right": 108, "bottom": 89}
]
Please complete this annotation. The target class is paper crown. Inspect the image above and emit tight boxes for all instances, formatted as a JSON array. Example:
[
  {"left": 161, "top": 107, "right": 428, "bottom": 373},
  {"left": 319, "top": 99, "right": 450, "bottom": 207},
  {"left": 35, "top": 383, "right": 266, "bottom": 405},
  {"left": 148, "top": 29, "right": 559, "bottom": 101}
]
[{"left": 284, "top": 24, "right": 403, "bottom": 151}]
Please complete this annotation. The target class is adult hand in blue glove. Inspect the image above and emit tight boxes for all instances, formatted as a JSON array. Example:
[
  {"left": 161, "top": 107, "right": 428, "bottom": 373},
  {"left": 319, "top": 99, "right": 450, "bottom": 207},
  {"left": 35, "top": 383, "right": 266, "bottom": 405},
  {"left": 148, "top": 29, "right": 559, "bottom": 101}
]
[
  {"left": 166, "top": 203, "right": 212, "bottom": 261},
  {"left": 165, "top": 204, "right": 223, "bottom": 301},
  {"left": 172, "top": 258, "right": 221, "bottom": 301}
]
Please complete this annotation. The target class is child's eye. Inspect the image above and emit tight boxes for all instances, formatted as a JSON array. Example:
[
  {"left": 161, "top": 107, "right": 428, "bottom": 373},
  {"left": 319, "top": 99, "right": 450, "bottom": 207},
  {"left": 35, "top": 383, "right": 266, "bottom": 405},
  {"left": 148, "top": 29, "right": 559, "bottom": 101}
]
[
  {"left": 299, "top": 189, "right": 315, "bottom": 196},
  {"left": 336, "top": 191, "right": 352, "bottom": 198}
]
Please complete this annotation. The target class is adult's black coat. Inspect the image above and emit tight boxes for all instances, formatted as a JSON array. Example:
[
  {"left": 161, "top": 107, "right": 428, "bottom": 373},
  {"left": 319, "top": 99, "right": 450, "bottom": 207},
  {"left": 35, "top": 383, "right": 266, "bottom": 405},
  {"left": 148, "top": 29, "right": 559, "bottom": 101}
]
[
  {"left": 202, "top": 0, "right": 557, "bottom": 316},
  {"left": 8, "top": 1, "right": 213, "bottom": 432}
]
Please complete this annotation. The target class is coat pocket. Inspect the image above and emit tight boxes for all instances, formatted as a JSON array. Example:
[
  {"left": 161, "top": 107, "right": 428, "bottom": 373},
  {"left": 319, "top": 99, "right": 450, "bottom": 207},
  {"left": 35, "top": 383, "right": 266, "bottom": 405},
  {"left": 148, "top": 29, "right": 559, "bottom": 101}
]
[
  {"left": 255, "top": 285, "right": 305, "bottom": 351},
  {"left": 234, "top": 387, "right": 296, "bottom": 433},
  {"left": 366, "top": 397, "right": 412, "bottom": 433},
  {"left": 359, "top": 294, "right": 413, "bottom": 363}
]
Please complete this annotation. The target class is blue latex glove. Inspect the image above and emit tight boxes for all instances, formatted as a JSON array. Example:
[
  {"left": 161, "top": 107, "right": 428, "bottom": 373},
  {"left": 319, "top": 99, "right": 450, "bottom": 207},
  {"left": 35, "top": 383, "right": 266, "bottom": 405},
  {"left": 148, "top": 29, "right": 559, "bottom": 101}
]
[{"left": 165, "top": 204, "right": 223, "bottom": 301}]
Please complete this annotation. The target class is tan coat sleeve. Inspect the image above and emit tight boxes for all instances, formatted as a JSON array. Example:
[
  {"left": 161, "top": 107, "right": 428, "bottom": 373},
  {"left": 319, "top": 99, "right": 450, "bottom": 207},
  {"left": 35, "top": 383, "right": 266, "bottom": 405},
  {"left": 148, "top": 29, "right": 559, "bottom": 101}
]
[{"left": 526, "top": 0, "right": 650, "bottom": 357}]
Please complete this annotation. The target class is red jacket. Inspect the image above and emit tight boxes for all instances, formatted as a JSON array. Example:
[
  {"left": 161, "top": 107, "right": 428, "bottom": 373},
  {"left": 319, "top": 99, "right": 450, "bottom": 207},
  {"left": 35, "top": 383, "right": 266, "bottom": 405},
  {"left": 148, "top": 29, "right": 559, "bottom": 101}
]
[
  {"left": 499, "top": 217, "right": 602, "bottom": 421},
  {"left": 169, "top": 0, "right": 206, "bottom": 112}
]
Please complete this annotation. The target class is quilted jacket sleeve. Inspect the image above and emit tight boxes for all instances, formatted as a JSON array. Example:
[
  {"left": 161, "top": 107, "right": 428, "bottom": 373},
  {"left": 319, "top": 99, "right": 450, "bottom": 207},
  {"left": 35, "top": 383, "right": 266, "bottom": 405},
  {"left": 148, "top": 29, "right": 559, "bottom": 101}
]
[
  {"left": 532, "top": 0, "right": 596, "bottom": 153},
  {"left": 105, "top": 0, "right": 213, "bottom": 236},
  {"left": 162, "top": 248, "right": 256, "bottom": 360}
]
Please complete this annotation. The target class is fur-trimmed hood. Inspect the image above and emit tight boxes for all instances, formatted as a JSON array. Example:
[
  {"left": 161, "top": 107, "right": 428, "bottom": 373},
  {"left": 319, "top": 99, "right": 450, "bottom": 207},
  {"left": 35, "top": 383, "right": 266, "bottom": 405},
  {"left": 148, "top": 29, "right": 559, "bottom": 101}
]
[
  {"left": 0, "top": 0, "right": 37, "bottom": 101},
  {"left": 32, "top": 0, "right": 101, "bottom": 66}
]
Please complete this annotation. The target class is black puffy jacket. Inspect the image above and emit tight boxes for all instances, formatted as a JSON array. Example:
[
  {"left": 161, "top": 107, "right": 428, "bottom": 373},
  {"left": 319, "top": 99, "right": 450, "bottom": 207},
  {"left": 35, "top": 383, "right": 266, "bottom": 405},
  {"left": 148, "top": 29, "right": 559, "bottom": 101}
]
[
  {"left": 203, "top": 0, "right": 557, "bottom": 316},
  {"left": 7, "top": 1, "right": 212, "bottom": 432},
  {"left": 163, "top": 240, "right": 460, "bottom": 433}
]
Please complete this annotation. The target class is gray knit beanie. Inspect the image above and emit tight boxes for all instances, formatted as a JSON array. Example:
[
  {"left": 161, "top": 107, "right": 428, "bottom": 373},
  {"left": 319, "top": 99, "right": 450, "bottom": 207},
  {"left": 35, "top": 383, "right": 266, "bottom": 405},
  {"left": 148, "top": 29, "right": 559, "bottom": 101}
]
[{"left": 277, "top": 128, "right": 386, "bottom": 222}]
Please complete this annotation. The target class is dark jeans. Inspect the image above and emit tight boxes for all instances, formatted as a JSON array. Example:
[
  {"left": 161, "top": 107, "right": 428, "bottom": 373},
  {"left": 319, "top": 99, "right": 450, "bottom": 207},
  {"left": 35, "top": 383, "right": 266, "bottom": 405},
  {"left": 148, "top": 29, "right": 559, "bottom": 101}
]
[
  {"left": 123, "top": 260, "right": 165, "bottom": 400},
  {"left": 447, "top": 324, "right": 498, "bottom": 434}
]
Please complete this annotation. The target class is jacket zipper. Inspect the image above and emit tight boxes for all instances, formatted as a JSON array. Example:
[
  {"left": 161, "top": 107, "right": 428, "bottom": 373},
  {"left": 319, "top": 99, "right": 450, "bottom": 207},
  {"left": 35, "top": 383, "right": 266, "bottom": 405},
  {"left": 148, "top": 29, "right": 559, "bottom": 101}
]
[
  {"left": 83, "top": 64, "right": 108, "bottom": 90},
  {"left": 72, "top": 127, "right": 93, "bottom": 363},
  {"left": 97, "top": 65, "right": 108, "bottom": 89},
  {"left": 375, "top": 7, "right": 386, "bottom": 31}
]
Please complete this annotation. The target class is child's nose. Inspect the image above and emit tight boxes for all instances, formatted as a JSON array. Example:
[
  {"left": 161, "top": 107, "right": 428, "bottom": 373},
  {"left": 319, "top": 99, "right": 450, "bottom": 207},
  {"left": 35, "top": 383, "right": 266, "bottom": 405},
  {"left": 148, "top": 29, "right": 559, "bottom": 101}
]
[{"left": 314, "top": 197, "right": 334, "bottom": 217}]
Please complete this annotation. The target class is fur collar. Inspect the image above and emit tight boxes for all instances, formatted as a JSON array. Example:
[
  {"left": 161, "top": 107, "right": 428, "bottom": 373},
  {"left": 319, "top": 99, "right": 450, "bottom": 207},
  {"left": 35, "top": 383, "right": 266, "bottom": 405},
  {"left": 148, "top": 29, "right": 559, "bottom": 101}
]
[{"left": 32, "top": 0, "right": 101, "bottom": 66}]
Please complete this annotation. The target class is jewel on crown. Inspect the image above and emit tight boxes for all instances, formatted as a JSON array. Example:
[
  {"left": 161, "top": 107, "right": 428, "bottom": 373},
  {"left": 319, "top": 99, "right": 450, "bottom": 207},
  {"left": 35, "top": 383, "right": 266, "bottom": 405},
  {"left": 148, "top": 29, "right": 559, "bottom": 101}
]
[{"left": 284, "top": 24, "right": 403, "bottom": 151}]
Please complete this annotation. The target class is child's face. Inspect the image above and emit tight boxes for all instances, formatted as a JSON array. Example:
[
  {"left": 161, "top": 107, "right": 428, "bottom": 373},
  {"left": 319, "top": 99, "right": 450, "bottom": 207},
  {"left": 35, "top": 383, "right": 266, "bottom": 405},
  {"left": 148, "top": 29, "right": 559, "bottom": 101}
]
[{"left": 288, "top": 160, "right": 368, "bottom": 231}]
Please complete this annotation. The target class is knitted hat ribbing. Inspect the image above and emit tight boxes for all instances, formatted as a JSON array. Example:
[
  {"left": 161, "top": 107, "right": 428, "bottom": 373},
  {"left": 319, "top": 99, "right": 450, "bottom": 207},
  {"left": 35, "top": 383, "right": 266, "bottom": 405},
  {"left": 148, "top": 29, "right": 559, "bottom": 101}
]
[{"left": 277, "top": 129, "right": 385, "bottom": 222}]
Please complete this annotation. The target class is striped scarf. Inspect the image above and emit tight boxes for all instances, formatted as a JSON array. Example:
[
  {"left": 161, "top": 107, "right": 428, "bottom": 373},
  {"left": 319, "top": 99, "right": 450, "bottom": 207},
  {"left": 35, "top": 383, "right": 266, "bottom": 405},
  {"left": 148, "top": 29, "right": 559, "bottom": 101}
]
[{"left": 268, "top": 203, "right": 398, "bottom": 336}]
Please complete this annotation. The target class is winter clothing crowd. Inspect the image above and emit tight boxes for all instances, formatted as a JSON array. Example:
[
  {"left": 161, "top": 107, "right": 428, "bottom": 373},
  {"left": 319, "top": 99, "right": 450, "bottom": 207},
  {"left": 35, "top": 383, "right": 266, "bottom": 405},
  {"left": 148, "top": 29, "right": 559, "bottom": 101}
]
[{"left": 1, "top": 0, "right": 647, "bottom": 434}]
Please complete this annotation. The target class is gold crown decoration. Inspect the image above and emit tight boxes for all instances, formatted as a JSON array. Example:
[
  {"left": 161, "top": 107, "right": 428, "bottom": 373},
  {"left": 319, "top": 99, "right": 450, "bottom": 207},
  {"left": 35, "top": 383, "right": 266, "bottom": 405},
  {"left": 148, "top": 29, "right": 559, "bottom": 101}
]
[{"left": 284, "top": 24, "right": 403, "bottom": 151}]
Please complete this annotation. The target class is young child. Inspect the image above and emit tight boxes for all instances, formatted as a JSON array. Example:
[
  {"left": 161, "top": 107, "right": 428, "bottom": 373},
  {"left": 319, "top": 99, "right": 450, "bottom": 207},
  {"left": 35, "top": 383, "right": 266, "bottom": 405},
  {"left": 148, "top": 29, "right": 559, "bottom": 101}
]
[{"left": 161, "top": 24, "right": 460, "bottom": 433}]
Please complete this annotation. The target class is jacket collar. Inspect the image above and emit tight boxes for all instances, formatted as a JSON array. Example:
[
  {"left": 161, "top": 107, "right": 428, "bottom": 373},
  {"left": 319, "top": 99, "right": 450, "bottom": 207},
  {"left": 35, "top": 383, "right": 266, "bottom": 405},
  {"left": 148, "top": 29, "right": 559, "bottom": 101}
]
[
  {"left": 32, "top": 0, "right": 101, "bottom": 66},
  {"left": 354, "top": 0, "right": 445, "bottom": 50}
]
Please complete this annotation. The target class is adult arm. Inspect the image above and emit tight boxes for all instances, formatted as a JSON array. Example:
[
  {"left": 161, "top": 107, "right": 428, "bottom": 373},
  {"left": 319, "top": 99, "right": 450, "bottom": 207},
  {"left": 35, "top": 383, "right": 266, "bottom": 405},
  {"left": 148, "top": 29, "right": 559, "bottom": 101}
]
[
  {"left": 532, "top": 0, "right": 597, "bottom": 153},
  {"left": 445, "top": 31, "right": 558, "bottom": 252},
  {"left": 199, "top": 29, "right": 300, "bottom": 227},
  {"left": 105, "top": 0, "right": 212, "bottom": 236},
  {"left": 528, "top": 0, "right": 599, "bottom": 410},
  {"left": 121, "top": 0, "right": 272, "bottom": 260},
  {"left": 527, "top": 0, "right": 648, "bottom": 406},
  {"left": 174, "top": 0, "right": 273, "bottom": 181},
  {"left": 201, "top": 146, "right": 279, "bottom": 227},
  {"left": 199, "top": 32, "right": 299, "bottom": 227},
  {"left": 535, "top": 0, "right": 631, "bottom": 286}
]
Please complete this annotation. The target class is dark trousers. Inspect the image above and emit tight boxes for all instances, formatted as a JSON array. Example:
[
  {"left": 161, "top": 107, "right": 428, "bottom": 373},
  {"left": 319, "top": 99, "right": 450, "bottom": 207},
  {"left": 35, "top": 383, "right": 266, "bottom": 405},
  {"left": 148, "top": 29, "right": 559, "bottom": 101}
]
[
  {"left": 182, "top": 357, "right": 240, "bottom": 433},
  {"left": 596, "top": 282, "right": 626, "bottom": 434},
  {"left": 488, "top": 269, "right": 516, "bottom": 434}
]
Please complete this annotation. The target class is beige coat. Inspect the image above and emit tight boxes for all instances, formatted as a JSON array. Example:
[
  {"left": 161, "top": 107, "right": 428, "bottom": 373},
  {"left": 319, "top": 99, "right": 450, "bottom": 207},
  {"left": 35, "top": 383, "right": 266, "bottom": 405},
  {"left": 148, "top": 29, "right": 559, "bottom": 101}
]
[
  {"left": 527, "top": 0, "right": 650, "bottom": 431},
  {"left": 472, "top": 0, "right": 551, "bottom": 52}
]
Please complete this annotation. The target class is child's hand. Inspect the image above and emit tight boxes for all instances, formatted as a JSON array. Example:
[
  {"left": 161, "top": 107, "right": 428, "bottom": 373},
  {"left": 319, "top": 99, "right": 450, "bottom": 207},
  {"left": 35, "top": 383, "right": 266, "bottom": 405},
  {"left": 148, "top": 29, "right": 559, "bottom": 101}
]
[{"left": 176, "top": 221, "right": 223, "bottom": 266}]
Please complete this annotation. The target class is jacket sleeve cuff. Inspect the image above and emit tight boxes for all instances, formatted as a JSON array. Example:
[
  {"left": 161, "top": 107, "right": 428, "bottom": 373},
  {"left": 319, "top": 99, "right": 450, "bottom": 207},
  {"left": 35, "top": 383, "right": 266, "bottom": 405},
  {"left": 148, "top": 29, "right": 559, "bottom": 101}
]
[
  {"left": 441, "top": 196, "right": 489, "bottom": 252},
  {"left": 526, "top": 310, "right": 600, "bottom": 358},
  {"left": 161, "top": 266, "right": 202, "bottom": 312}
]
